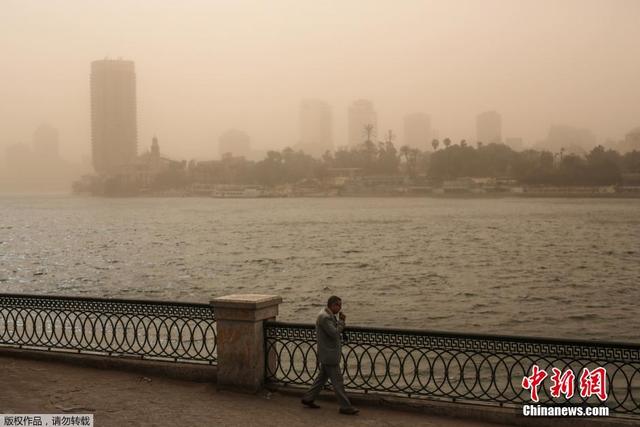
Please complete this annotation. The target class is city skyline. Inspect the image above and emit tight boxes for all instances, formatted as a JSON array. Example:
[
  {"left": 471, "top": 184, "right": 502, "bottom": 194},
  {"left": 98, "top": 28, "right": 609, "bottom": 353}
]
[
  {"left": 6, "top": 91, "right": 640, "bottom": 169},
  {"left": 1, "top": 1, "right": 639, "bottom": 164},
  {"left": 4, "top": 73, "right": 639, "bottom": 165}
]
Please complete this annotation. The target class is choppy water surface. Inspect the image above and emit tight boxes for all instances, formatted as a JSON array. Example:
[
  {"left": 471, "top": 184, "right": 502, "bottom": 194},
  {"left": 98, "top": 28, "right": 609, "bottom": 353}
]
[{"left": 0, "top": 195, "right": 638, "bottom": 341}]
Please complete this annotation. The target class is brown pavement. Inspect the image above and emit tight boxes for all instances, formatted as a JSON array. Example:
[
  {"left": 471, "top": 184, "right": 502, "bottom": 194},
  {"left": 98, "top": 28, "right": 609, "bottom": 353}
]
[{"left": 0, "top": 356, "right": 511, "bottom": 427}]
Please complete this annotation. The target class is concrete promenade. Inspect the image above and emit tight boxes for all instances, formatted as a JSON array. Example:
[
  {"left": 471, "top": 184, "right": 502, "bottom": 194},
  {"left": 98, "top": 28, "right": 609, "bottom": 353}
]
[{"left": 0, "top": 356, "right": 509, "bottom": 427}]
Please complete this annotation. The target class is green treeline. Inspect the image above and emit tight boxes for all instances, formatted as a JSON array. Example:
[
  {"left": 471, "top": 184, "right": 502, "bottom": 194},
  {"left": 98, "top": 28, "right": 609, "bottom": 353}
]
[
  {"left": 428, "top": 143, "right": 638, "bottom": 186},
  {"left": 102, "top": 141, "right": 640, "bottom": 195},
  {"left": 180, "top": 142, "right": 640, "bottom": 188}
]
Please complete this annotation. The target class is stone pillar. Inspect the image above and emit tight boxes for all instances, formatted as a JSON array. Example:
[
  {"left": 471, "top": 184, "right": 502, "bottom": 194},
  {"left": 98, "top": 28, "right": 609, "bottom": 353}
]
[{"left": 210, "top": 294, "right": 282, "bottom": 393}]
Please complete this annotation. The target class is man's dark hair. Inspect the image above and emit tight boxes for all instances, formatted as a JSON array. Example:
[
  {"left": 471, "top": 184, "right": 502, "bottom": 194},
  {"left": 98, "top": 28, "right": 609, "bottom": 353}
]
[{"left": 327, "top": 295, "right": 342, "bottom": 307}]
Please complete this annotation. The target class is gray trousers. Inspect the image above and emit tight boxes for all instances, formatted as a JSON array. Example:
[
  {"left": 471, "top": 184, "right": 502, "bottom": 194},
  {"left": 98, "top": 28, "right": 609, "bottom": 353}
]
[{"left": 302, "top": 363, "right": 353, "bottom": 410}]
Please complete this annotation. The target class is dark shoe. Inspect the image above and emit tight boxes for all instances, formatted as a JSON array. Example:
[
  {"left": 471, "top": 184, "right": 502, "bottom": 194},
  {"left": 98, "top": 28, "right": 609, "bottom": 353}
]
[
  {"left": 339, "top": 407, "right": 359, "bottom": 415},
  {"left": 301, "top": 399, "right": 321, "bottom": 409}
]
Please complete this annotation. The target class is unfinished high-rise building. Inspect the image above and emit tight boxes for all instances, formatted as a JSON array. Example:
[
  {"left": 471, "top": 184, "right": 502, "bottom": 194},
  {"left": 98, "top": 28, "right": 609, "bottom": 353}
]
[
  {"left": 476, "top": 110, "right": 502, "bottom": 144},
  {"left": 90, "top": 59, "right": 137, "bottom": 174}
]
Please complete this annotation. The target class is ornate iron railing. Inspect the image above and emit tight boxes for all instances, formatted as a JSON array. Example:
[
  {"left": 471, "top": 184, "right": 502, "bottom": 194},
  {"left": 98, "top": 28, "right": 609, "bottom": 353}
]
[
  {"left": 265, "top": 322, "right": 640, "bottom": 417},
  {"left": 0, "top": 294, "right": 217, "bottom": 364}
]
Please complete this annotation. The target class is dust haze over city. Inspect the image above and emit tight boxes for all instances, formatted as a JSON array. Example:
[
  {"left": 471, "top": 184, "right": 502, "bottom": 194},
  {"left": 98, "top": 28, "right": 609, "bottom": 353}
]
[
  {"left": 1, "top": 0, "right": 640, "bottom": 333},
  {"left": 3, "top": 3, "right": 640, "bottom": 420},
  {"left": 2, "top": 0, "right": 640, "bottom": 192}
]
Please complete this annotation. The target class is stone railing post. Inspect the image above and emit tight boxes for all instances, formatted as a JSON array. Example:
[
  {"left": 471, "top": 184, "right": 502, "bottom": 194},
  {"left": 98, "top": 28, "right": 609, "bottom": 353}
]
[{"left": 210, "top": 294, "right": 282, "bottom": 393}]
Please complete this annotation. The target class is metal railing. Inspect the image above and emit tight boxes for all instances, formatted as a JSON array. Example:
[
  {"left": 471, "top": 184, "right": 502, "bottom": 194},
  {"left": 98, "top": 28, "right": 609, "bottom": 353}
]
[
  {"left": 264, "top": 321, "right": 640, "bottom": 417},
  {"left": 0, "top": 294, "right": 217, "bottom": 364}
]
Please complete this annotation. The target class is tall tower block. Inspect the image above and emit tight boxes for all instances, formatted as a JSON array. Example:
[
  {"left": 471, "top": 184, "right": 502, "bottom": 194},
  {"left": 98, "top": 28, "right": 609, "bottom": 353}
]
[{"left": 90, "top": 59, "right": 137, "bottom": 174}]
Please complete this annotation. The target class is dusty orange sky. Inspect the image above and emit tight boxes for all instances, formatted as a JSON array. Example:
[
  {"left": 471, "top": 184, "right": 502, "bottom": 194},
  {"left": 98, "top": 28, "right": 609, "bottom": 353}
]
[{"left": 1, "top": 0, "right": 639, "bottom": 162}]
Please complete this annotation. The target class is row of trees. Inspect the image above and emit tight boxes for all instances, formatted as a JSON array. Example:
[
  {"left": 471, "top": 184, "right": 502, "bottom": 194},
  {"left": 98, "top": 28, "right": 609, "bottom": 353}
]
[
  {"left": 146, "top": 139, "right": 640, "bottom": 190},
  {"left": 428, "top": 142, "right": 640, "bottom": 185}
]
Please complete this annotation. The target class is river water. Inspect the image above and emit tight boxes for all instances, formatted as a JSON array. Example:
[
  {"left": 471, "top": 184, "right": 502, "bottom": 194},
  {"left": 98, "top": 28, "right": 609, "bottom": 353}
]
[{"left": 0, "top": 195, "right": 638, "bottom": 342}]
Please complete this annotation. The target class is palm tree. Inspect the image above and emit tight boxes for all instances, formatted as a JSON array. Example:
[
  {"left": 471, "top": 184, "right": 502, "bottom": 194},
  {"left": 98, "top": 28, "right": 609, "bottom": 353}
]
[
  {"left": 431, "top": 139, "right": 440, "bottom": 151},
  {"left": 363, "top": 124, "right": 375, "bottom": 144},
  {"left": 477, "top": 141, "right": 483, "bottom": 149},
  {"left": 460, "top": 139, "right": 467, "bottom": 148},
  {"left": 443, "top": 138, "right": 452, "bottom": 148},
  {"left": 385, "top": 129, "right": 395, "bottom": 144}
]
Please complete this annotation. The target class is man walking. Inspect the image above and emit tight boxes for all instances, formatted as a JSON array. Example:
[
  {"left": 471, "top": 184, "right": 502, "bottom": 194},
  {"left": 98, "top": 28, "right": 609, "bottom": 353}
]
[{"left": 301, "top": 296, "right": 359, "bottom": 415}]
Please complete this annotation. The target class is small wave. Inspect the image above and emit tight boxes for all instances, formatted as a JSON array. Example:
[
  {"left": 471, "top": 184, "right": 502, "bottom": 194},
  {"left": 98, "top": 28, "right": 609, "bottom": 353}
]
[
  {"left": 567, "top": 313, "right": 602, "bottom": 320},
  {"left": 427, "top": 314, "right": 454, "bottom": 320},
  {"left": 456, "top": 292, "right": 477, "bottom": 297},
  {"left": 245, "top": 258, "right": 281, "bottom": 265}
]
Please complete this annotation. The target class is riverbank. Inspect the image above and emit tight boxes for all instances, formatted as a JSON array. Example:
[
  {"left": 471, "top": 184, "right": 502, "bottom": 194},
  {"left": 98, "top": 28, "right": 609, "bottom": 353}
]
[{"left": 72, "top": 190, "right": 640, "bottom": 198}]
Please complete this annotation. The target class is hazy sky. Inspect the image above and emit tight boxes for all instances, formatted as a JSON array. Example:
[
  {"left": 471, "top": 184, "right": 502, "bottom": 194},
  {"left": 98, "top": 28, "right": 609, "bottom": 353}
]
[{"left": 1, "top": 0, "right": 639, "bottom": 162}]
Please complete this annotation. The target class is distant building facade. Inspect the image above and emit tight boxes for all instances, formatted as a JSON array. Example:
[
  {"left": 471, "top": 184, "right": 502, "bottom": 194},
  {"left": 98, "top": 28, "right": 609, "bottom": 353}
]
[
  {"left": 218, "top": 129, "right": 252, "bottom": 159},
  {"left": 299, "top": 99, "right": 332, "bottom": 157},
  {"left": 0, "top": 125, "right": 85, "bottom": 192},
  {"left": 403, "top": 113, "right": 431, "bottom": 149},
  {"left": 348, "top": 99, "right": 377, "bottom": 145},
  {"left": 86, "top": 135, "right": 188, "bottom": 194},
  {"left": 476, "top": 111, "right": 502, "bottom": 144},
  {"left": 535, "top": 124, "right": 596, "bottom": 155},
  {"left": 90, "top": 59, "right": 138, "bottom": 174},
  {"left": 133, "top": 136, "right": 180, "bottom": 179}
]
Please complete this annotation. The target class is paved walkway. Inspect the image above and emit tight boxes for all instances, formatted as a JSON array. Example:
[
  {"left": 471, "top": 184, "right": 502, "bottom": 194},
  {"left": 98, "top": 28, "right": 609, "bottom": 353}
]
[{"left": 0, "top": 356, "right": 510, "bottom": 427}]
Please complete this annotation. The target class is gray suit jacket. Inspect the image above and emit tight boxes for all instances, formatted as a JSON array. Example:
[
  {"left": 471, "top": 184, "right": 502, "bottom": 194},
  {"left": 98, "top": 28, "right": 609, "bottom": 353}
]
[{"left": 315, "top": 307, "right": 345, "bottom": 366}]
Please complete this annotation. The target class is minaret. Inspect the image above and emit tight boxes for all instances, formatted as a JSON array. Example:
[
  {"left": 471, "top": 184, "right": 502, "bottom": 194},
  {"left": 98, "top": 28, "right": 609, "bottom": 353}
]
[
  {"left": 151, "top": 135, "right": 160, "bottom": 158},
  {"left": 150, "top": 135, "right": 160, "bottom": 170}
]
